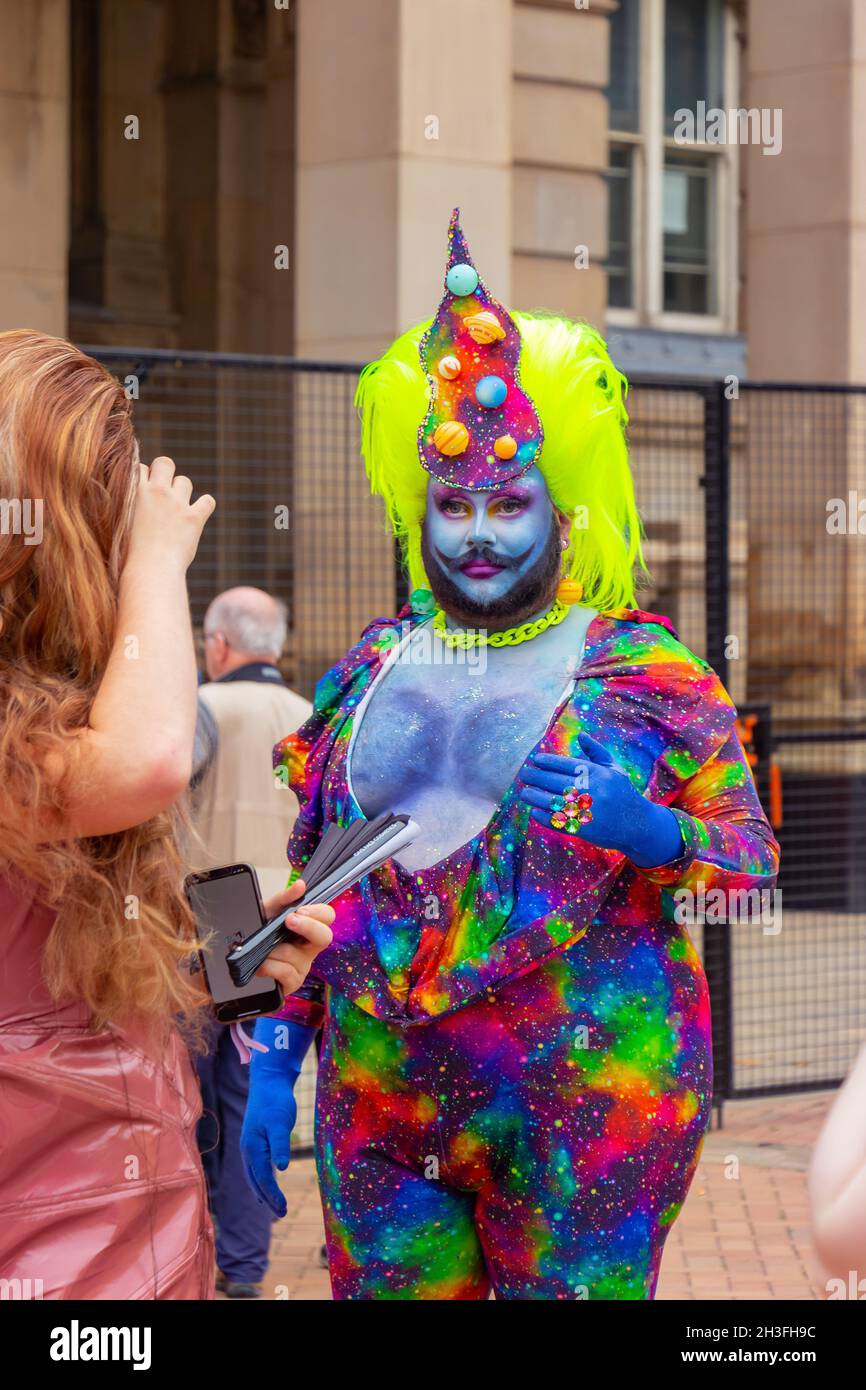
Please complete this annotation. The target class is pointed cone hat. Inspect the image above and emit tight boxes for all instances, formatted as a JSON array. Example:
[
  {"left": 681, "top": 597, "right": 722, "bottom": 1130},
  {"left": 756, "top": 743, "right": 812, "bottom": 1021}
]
[{"left": 417, "top": 209, "right": 544, "bottom": 489}]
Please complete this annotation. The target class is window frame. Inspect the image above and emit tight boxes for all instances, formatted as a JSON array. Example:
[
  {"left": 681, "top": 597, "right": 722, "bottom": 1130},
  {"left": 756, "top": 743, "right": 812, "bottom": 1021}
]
[{"left": 606, "top": 0, "right": 740, "bottom": 335}]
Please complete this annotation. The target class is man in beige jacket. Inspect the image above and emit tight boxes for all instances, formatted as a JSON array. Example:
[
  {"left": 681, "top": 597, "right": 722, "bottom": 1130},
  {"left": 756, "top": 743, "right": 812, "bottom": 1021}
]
[
  {"left": 193, "top": 585, "right": 311, "bottom": 1297},
  {"left": 196, "top": 586, "right": 311, "bottom": 899}
]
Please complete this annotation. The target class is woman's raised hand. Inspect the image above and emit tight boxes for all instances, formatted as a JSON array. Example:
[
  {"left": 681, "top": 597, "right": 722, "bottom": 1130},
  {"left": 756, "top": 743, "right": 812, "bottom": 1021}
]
[{"left": 127, "top": 456, "right": 215, "bottom": 574}]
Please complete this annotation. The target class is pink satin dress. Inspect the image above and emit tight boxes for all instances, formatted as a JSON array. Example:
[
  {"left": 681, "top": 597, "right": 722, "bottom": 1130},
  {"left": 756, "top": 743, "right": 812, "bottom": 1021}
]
[{"left": 0, "top": 874, "right": 215, "bottom": 1299}]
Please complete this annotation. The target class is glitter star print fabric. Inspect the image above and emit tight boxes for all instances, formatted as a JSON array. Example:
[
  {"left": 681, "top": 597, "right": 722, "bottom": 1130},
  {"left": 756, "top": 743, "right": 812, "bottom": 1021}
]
[
  {"left": 269, "top": 602, "right": 779, "bottom": 1298},
  {"left": 272, "top": 603, "right": 783, "bottom": 1295},
  {"left": 273, "top": 602, "right": 779, "bottom": 1028},
  {"left": 314, "top": 920, "right": 712, "bottom": 1299}
]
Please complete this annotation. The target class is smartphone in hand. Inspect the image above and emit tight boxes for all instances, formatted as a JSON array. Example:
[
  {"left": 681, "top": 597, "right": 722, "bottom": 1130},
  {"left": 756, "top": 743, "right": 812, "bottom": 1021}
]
[{"left": 184, "top": 863, "right": 283, "bottom": 1023}]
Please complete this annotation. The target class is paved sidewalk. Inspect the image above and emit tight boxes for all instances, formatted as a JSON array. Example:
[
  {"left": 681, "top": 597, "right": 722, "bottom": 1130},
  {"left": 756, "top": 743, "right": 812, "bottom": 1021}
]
[
  {"left": 242, "top": 1090, "right": 835, "bottom": 1301},
  {"left": 657, "top": 1092, "right": 829, "bottom": 1300}
]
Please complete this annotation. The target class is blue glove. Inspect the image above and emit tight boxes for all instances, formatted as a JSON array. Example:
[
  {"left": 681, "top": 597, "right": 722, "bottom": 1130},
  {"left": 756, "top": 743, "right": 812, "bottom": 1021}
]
[
  {"left": 240, "top": 1016, "right": 316, "bottom": 1218},
  {"left": 518, "top": 730, "right": 685, "bottom": 869}
]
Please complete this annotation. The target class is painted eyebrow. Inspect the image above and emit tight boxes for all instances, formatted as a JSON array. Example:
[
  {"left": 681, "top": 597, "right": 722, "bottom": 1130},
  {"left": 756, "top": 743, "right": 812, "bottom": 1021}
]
[
  {"left": 432, "top": 486, "right": 535, "bottom": 503},
  {"left": 432, "top": 488, "right": 473, "bottom": 503},
  {"left": 492, "top": 487, "right": 533, "bottom": 501}
]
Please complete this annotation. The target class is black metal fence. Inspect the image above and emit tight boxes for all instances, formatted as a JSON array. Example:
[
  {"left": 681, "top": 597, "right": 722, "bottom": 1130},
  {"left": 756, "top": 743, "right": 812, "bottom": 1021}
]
[{"left": 88, "top": 347, "right": 866, "bottom": 1129}]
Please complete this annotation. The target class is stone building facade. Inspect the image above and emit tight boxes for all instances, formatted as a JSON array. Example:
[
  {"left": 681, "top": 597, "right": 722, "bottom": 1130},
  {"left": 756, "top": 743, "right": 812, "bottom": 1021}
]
[{"left": 4, "top": 0, "right": 865, "bottom": 385}]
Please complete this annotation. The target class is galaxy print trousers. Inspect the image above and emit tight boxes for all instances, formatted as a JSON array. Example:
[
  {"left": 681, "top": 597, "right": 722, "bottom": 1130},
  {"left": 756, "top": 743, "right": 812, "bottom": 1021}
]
[{"left": 313, "top": 916, "right": 713, "bottom": 1300}]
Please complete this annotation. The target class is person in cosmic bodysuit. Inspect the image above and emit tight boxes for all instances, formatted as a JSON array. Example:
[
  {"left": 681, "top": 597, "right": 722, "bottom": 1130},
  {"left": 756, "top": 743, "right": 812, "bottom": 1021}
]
[{"left": 240, "top": 211, "right": 780, "bottom": 1301}]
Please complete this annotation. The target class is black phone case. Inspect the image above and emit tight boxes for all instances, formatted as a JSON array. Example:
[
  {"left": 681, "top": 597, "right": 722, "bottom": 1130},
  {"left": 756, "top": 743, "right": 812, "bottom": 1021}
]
[{"left": 186, "top": 865, "right": 282, "bottom": 1017}]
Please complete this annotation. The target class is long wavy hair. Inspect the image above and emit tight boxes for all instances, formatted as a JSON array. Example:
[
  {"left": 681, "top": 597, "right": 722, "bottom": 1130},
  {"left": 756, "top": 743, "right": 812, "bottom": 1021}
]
[
  {"left": 355, "top": 312, "right": 651, "bottom": 611},
  {"left": 0, "top": 330, "right": 204, "bottom": 1040}
]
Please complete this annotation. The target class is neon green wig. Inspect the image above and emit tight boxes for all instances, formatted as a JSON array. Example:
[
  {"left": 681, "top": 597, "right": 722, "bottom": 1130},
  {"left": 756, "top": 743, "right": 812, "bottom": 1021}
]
[{"left": 355, "top": 312, "right": 649, "bottom": 613}]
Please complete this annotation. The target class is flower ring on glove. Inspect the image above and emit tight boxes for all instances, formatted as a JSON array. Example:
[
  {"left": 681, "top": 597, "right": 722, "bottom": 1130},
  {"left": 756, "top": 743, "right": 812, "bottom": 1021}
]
[
  {"left": 549, "top": 786, "right": 593, "bottom": 833},
  {"left": 518, "top": 730, "right": 687, "bottom": 867}
]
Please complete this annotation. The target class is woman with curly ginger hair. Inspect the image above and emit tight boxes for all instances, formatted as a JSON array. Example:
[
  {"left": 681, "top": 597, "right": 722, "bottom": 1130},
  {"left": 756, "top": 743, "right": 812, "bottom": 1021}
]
[{"left": 0, "top": 331, "right": 333, "bottom": 1299}]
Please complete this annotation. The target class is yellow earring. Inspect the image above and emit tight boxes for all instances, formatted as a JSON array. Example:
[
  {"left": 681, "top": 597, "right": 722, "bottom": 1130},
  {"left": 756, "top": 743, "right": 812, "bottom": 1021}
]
[
  {"left": 556, "top": 530, "right": 582, "bottom": 605},
  {"left": 556, "top": 576, "right": 583, "bottom": 605}
]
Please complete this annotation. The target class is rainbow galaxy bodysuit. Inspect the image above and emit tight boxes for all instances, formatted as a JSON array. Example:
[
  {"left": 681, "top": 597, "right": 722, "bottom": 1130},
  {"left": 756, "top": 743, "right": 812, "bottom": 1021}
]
[{"left": 271, "top": 600, "right": 780, "bottom": 1300}]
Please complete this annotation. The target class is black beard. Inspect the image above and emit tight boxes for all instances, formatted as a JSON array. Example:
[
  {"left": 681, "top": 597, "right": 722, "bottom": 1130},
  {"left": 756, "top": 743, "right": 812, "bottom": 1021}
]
[{"left": 420, "top": 511, "right": 563, "bottom": 630}]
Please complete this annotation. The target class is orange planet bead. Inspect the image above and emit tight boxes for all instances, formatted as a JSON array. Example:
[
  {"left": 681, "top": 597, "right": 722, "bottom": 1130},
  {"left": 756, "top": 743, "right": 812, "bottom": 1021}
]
[
  {"left": 438, "top": 355, "right": 462, "bottom": 380},
  {"left": 464, "top": 310, "right": 506, "bottom": 345},
  {"left": 556, "top": 578, "right": 584, "bottom": 605},
  {"left": 433, "top": 420, "right": 470, "bottom": 456},
  {"left": 493, "top": 434, "right": 517, "bottom": 460}
]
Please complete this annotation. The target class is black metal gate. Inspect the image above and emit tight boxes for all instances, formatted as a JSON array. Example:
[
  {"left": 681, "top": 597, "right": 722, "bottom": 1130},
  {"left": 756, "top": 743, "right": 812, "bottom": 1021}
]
[{"left": 627, "top": 377, "right": 866, "bottom": 1105}]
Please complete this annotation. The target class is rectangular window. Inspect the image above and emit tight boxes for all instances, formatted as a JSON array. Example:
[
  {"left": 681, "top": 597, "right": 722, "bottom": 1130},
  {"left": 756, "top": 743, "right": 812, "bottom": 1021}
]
[
  {"left": 608, "top": 0, "right": 641, "bottom": 133},
  {"left": 664, "top": 0, "right": 725, "bottom": 135},
  {"left": 607, "top": 145, "right": 634, "bottom": 310},
  {"left": 606, "top": 0, "right": 735, "bottom": 331},
  {"left": 662, "top": 151, "right": 717, "bottom": 315},
  {"left": 604, "top": 0, "right": 641, "bottom": 309}
]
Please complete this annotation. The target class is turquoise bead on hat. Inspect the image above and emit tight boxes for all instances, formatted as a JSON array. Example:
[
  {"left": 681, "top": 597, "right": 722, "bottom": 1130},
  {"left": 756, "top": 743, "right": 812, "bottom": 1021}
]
[
  {"left": 446, "top": 263, "right": 479, "bottom": 297},
  {"left": 475, "top": 374, "right": 508, "bottom": 409}
]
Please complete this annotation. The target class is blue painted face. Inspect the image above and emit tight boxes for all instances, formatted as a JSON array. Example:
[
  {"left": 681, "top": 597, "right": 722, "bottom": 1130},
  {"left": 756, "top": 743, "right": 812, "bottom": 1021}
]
[{"left": 423, "top": 466, "right": 557, "bottom": 609}]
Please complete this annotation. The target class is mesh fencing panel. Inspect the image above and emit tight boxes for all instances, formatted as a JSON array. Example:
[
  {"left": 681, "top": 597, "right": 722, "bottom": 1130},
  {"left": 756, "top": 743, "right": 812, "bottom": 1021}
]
[{"left": 729, "top": 385, "right": 866, "bottom": 1095}]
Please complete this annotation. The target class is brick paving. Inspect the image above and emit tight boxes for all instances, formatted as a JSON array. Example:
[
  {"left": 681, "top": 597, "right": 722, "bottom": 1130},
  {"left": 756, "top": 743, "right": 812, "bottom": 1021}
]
[
  {"left": 657, "top": 1092, "right": 830, "bottom": 1300},
  {"left": 213, "top": 1088, "right": 838, "bottom": 1301}
]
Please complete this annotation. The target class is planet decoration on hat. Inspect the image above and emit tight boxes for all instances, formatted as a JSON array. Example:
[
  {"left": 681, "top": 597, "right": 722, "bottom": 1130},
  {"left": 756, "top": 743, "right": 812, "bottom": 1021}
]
[
  {"left": 437, "top": 354, "right": 462, "bottom": 381},
  {"left": 445, "top": 263, "right": 479, "bottom": 297},
  {"left": 475, "top": 374, "right": 508, "bottom": 409},
  {"left": 418, "top": 208, "right": 544, "bottom": 488}
]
